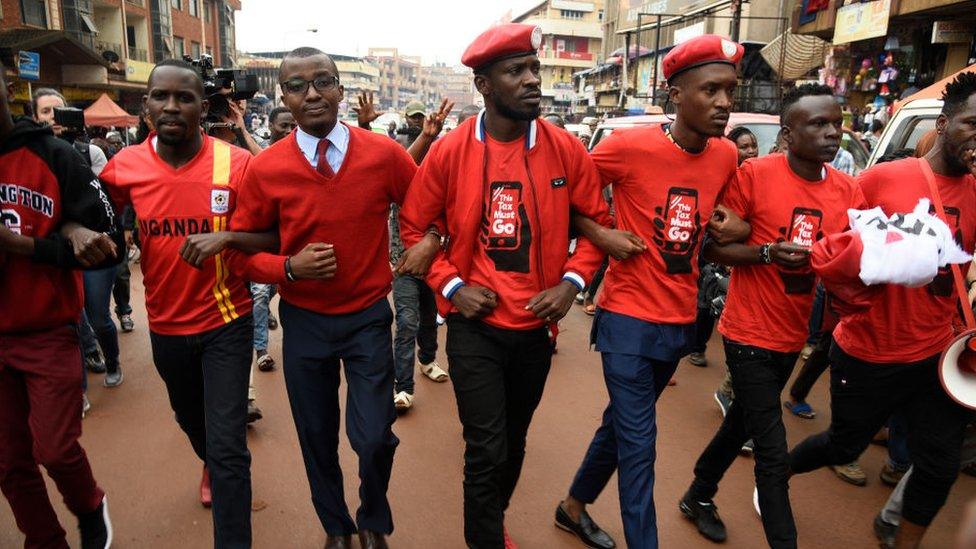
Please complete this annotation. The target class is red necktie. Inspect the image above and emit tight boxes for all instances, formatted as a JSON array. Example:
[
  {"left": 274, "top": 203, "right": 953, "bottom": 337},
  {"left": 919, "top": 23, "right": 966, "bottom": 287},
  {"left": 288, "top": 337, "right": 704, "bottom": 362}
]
[{"left": 315, "top": 138, "right": 335, "bottom": 178}]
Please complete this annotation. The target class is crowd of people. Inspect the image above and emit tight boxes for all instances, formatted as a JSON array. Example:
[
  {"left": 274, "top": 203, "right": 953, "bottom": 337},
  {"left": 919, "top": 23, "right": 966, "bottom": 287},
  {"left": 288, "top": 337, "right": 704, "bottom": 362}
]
[{"left": 1, "top": 22, "right": 976, "bottom": 549}]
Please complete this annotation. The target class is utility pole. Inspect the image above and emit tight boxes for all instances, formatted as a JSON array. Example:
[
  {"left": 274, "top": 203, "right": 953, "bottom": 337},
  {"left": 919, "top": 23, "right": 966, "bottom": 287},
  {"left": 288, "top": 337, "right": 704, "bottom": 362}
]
[{"left": 730, "top": 0, "right": 743, "bottom": 42}]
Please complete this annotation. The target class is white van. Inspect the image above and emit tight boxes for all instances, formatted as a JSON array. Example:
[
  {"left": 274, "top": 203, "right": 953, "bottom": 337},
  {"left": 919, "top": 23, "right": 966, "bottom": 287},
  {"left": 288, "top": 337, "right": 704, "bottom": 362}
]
[{"left": 867, "top": 98, "right": 942, "bottom": 167}]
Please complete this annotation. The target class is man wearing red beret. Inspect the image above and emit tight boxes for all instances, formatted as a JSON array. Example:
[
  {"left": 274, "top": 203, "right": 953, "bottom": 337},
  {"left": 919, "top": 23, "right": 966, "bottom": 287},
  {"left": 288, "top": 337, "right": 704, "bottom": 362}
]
[
  {"left": 399, "top": 23, "right": 612, "bottom": 549},
  {"left": 554, "top": 34, "right": 747, "bottom": 549}
]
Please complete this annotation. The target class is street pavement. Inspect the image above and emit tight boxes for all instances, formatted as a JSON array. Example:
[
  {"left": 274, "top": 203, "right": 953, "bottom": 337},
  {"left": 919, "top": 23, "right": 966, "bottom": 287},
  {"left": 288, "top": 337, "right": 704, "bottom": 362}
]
[{"left": 1, "top": 266, "right": 972, "bottom": 548}]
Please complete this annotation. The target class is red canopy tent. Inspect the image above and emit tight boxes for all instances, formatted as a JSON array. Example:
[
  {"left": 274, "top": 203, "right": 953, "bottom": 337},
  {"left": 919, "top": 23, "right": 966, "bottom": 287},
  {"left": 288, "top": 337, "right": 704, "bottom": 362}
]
[
  {"left": 894, "top": 62, "right": 976, "bottom": 113},
  {"left": 84, "top": 93, "right": 139, "bottom": 127}
]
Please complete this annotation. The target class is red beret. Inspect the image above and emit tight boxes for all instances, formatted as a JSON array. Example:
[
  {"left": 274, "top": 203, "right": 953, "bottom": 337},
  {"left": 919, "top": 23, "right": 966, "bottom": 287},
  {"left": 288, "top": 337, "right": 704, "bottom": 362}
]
[
  {"left": 663, "top": 34, "right": 744, "bottom": 82},
  {"left": 462, "top": 23, "right": 543, "bottom": 71}
]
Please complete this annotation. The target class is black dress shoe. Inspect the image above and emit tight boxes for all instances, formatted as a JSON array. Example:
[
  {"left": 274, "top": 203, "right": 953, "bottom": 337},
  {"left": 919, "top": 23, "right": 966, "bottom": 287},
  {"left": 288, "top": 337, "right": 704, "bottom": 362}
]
[
  {"left": 679, "top": 491, "right": 727, "bottom": 542},
  {"left": 555, "top": 502, "right": 616, "bottom": 549},
  {"left": 324, "top": 534, "right": 352, "bottom": 549},
  {"left": 358, "top": 530, "right": 389, "bottom": 549}
]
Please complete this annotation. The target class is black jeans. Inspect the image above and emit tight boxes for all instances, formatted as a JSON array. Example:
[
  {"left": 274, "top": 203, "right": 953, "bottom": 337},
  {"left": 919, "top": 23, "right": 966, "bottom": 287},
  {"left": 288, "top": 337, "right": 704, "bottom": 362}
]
[
  {"left": 150, "top": 315, "right": 253, "bottom": 549},
  {"left": 446, "top": 315, "right": 553, "bottom": 549},
  {"left": 788, "top": 333, "right": 832, "bottom": 403},
  {"left": 586, "top": 258, "right": 609, "bottom": 301},
  {"left": 689, "top": 340, "right": 799, "bottom": 549},
  {"left": 790, "top": 344, "right": 973, "bottom": 526},
  {"left": 112, "top": 259, "right": 132, "bottom": 316},
  {"left": 690, "top": 306, "right": 715, "bottom": 354}
]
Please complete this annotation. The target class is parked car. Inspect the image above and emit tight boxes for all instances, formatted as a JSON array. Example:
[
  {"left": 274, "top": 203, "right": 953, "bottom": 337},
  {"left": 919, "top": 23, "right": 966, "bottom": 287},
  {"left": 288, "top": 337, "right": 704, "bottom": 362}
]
[
  {"left": 588, "top": 113, "right": 780, "bottom": 155},
  {"left": 867, "top": 98, "right": 941, "bottom": 167}
]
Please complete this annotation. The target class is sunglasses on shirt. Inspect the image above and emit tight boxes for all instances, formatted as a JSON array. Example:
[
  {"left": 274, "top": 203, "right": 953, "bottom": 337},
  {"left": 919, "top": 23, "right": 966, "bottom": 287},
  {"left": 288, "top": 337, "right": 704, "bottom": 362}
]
[{"left": 281, "top": 76, "right": 341, "bottom": 95}]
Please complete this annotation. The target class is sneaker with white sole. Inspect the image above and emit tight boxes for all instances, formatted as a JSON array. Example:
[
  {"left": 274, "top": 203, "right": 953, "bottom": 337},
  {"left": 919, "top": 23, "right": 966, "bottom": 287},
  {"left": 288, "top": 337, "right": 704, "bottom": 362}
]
[
  {"left": 420, "top": 361, "right": 449, "bottom": 382},
  {"left": 394, "top": 391, "right": 414, "bottom": 411},
  {"left": 78, "top": 495, "right": 113, "bottom": 549},
  {"left": 103, "top": 367, "right": 123, "bottom": 388},
  {"left": 753, "top": 487, "right": 761, "bottom": 517}
]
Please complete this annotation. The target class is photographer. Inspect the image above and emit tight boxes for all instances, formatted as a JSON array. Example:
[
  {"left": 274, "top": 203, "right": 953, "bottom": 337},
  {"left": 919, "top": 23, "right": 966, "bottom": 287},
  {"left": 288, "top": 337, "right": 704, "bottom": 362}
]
[
  {"left": 32, "top": 89, "right": 107, "bottom": 175},
  {"left": 206, "top": 92, "right": 263, "bottom": 156},
  {"left": 33, "top": 88, "right": 125, "bottom": 389},
  {"left": 1, "top": 62, "right": 121, "bottom": 549}
]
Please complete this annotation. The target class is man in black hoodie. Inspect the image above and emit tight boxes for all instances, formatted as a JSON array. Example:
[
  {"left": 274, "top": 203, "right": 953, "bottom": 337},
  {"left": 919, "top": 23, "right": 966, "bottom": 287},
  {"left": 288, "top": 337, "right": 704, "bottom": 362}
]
[{"left": 0, "top": 61, "right": 123, "bottom": 549}]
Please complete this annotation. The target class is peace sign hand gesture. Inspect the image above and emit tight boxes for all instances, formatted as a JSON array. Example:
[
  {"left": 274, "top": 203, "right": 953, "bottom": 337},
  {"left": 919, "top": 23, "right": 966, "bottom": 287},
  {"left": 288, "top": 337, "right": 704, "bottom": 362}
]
[{"left": 422, "top": 98, "right": 455, "bottom": 139}]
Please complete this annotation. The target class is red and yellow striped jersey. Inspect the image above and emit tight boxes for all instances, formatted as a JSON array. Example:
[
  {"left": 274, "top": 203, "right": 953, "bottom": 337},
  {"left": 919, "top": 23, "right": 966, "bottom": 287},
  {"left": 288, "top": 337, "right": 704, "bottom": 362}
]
[{"left": 101, "top": 133, "right": 253, "bottom": 335}]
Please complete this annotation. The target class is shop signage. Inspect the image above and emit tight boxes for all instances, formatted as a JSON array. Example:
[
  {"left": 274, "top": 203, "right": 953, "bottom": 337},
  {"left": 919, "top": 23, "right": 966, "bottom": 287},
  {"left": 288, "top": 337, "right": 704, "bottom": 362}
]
[
  {"left": 17, "top": 51, "right": 40, "bottom": 81},
  {"left": 125, "top": 59, "right": 154, "bottom": 83},
  {"left": 832, "top": 0, "right": 891, "bottom": 45},
  {"left": 674, "top": 22, "right": 706, "bottom": 45},
  {"left": 932, "top": 21, "right": 972, "bottom": 44}
]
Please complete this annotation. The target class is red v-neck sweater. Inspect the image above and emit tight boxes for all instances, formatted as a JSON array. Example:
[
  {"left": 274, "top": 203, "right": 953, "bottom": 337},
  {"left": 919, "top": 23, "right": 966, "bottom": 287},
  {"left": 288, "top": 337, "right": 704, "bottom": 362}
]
[{"left": 227, "top": 123, "right": 418, "bottom": 315}]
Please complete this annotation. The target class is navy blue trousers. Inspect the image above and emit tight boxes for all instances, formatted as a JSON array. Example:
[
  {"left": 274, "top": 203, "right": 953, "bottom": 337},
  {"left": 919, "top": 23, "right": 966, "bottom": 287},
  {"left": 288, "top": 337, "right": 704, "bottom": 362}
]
[
  {"left": 279, "top": 298, "right": 399, "bottom": 536},
  {"left": 569, "top": 309, "right": 689, "bottom": 549}
]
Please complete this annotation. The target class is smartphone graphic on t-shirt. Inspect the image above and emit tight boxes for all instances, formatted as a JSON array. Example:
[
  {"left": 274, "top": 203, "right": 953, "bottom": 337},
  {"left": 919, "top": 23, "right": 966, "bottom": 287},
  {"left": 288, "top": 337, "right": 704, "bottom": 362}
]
[
  {"left": 664, "top": 188, "right": 698, "bottom": 253},
  {"left": 779, "top": 207, "right": 822, "bottom": 295},
  {"left": 787, "top": 207, "right": 823, "bottom": 248},
  {"left": 487, "top": 183, "right": 522, "bottom": 250}
]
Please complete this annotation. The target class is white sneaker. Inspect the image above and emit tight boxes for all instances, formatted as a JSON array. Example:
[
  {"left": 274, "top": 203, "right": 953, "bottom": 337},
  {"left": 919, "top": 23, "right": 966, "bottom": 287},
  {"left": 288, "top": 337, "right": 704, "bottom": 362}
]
[
  {"left": 394, "top": 391, "right": 414, "bottom": 411},
  {"left": 753, "top": 487, "right": 761, "bottom": 517},
  {"left": 82, "top": 393, "right": 91, "bottom": 419},
  {"left": 420, "top": 361, "right": 449, "bottom": 382}
]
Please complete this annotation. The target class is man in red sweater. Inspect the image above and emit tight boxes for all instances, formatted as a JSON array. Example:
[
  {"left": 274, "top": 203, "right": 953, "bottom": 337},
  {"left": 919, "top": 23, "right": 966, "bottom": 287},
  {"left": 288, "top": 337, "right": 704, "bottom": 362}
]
[
  {"left": 0, "top": 62, "right": 121, "bottom": 549},
  {"left": 399, "top": 24, "right": 611, "bottom": 549},
  {"left": 227, "top": 48, "right": 425, "bottom": 549}
]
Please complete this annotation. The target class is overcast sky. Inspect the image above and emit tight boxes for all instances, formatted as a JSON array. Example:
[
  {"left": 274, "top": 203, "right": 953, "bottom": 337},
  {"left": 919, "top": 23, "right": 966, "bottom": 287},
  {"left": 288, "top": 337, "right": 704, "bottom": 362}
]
[{"left": 236, "top": 0, "right": 539, "bottom": 65}]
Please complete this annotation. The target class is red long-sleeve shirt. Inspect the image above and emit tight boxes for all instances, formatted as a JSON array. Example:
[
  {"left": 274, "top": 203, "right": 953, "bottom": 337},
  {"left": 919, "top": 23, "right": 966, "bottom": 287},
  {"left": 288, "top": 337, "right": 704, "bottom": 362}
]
[
  {"left": 399, "top": 113, "right": 611, "bottom": 330},
  {"left": 228, "top": 123, "right": 418, "bottom": 315}
]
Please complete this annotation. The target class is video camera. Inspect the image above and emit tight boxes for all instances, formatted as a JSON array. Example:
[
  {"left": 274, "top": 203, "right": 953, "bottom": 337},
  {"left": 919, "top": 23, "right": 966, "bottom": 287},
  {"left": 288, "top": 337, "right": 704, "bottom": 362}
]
[
  {"left": 53, "top": 107, "right": 87, "bottom": 142},
  {"left": 183, "top": 54, "right": 259, "bottom": 124}
]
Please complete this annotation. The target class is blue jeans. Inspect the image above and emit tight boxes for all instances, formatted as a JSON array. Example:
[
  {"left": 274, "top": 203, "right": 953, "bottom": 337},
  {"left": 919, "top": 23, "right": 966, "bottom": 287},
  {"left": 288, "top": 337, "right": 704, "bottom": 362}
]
[
  {"left": 806, "top": 283, "right": 825, "bottom": 345},
  {"left": 887, "top": 413, "right": 911, "bottom": 471},
  {"left": 83, "top": 266, "right": 120, "bottom": 374},
  {"left": 392, "top": 275, "right": 438, "bottom": 394},
  {"left": 249, "top": 283, "right": 275, "bottom": 351}
]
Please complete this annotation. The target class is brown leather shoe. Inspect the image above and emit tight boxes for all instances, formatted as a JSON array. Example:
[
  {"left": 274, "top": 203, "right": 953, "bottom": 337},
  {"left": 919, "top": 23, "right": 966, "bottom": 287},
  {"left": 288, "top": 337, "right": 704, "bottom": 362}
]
[
  {"left": 324, "top": 534, "right": 352, "bottom": 549},
  {"left": 358, "top": 530, "right": 389, "bottom": 549}
]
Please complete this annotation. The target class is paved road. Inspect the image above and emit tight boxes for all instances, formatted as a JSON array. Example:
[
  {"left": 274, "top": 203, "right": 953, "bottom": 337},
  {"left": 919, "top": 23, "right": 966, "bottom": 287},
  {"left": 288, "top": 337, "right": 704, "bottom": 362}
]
[{"left": 2, "top": 266, "right": 972, "bottom": 548}]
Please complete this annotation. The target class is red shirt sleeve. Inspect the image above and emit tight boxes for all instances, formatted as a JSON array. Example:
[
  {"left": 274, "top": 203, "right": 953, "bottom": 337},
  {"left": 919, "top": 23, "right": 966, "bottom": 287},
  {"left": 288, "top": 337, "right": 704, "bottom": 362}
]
[
  {"left": 225, "top": 162, "right": 288, "bottom": 284},
  {"left": 589, "top": 129, "right": 630, "bottom": 188},
  {"left": 387, "top": 141, "right": 419, "bottom": 206},
  {"left": 564, "top": 136, "right": 611, "bottom": 284},
  {"left": 399, "top": 140, "right": 463, "bottom": 294}
]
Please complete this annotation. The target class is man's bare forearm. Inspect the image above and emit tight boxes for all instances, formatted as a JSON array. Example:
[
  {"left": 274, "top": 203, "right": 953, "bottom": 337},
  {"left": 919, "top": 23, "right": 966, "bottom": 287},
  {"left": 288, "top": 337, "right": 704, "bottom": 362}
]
[
  {"left": 703, "top": 239, "right": 761, "bottom": 266},
  {"left": 226, "top": 230, "right": 280, "bottom": 254}
]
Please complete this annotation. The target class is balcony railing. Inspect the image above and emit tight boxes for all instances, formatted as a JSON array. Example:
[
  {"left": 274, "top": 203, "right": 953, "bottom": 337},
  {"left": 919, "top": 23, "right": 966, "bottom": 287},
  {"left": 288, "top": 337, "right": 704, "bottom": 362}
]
[
  {"left": 125, "top": 0, "right": 144, "bottom": 6},
  {"left": 129, "top": 47, "right": 149, "bottom": 61},
  {"left": 96, "top": 40, "right": 123, "bottom": 58}
]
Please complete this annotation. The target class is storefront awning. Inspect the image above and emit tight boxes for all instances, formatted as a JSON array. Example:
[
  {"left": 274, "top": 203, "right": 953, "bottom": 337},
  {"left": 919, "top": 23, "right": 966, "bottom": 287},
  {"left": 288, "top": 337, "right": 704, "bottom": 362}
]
[
  {"left": 0, "top": 29, "right": 109, "bottom": 68},
  {"left": 85, "top": 93, "right": 139, "bottom": 127},
  {"left": 760, "top": 32, "right": 829, "bottom": 80}
]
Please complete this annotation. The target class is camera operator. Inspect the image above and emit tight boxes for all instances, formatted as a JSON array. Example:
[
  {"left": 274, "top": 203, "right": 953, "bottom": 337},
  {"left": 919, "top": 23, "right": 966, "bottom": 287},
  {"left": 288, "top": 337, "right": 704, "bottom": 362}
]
[
  {"left": 207, "top": 90, "right": 263, "bottom": 156},
  {"left": 32, "top": 89, "right": 108, "bottom": 175},
  {"left": 32, "top": 88, "right": 126, "bottom": 389}
]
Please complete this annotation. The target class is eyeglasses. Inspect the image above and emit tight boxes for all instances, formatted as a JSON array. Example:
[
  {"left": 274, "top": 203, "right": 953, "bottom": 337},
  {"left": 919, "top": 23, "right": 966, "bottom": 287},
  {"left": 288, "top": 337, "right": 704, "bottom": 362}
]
[{"left": 281, "top": 76, "right": 340, "bottom": 95}]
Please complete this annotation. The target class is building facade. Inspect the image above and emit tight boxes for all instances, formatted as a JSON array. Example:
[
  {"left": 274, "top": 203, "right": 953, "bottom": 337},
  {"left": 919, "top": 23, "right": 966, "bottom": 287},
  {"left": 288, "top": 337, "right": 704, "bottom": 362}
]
[
  {"left": 512, "top": 0, "right": 606, "bottom": 114},
  {"left": 1, "top": 0, "right": 241, "bottom": 114}
]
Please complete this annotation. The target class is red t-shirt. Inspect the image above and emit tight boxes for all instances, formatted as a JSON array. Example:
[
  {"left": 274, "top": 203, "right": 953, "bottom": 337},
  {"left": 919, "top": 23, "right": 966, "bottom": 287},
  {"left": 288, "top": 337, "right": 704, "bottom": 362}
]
[
  {"left": 833, "top": 157, "right": 976, "bottom": 363},
  {"left": 718, "top": 154, "right": 866, "bottom": 352},
  {"left": 102, "top": 134, "right": 253, "bottom": 335},
  {"left": 468, "top": 135, "right": 544, "bottom": 330},
  {"left": 590, "top": 124, "right": 738, "bottom": 324}
]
